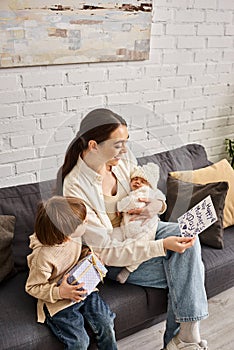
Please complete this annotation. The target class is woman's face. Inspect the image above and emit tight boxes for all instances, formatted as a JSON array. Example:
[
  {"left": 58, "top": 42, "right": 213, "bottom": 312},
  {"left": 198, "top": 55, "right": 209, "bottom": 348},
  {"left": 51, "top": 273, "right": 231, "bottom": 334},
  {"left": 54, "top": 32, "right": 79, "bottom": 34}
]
[{"left": 98, "top": 124, "right": 129, "bottom": 166}]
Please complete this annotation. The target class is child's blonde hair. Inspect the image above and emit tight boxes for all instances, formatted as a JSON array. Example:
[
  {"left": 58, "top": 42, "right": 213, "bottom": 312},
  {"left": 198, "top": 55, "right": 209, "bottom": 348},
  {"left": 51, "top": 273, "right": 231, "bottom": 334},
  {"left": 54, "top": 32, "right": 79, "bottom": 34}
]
[{"left": 35, "top": 196, "right": 86, "bottom": 245}]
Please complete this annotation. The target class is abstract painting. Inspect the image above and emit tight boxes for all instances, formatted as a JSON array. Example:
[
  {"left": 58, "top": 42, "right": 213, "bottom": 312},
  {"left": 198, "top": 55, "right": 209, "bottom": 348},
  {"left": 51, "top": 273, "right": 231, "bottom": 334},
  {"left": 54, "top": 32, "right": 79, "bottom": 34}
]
[{"left": 0, "top": 1, "right": 152, "bottom": 68}]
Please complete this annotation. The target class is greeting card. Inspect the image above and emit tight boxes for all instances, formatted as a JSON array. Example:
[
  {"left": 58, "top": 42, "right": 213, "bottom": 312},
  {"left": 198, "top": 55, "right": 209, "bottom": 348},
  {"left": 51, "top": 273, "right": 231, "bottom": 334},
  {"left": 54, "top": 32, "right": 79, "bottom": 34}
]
[{"left": 178, "top": 195, "right": 218, "bottom": 237}]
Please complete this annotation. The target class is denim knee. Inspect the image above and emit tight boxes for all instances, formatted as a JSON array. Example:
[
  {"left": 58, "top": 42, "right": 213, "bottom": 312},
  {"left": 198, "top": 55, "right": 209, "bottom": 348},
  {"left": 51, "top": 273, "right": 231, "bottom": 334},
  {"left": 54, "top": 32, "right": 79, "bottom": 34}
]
[
  {"left": 45, "top": 304, "right": 90, "bottom": 350},
  {"left": 68, "top": 333, "right": 89, "bottom": 350}
]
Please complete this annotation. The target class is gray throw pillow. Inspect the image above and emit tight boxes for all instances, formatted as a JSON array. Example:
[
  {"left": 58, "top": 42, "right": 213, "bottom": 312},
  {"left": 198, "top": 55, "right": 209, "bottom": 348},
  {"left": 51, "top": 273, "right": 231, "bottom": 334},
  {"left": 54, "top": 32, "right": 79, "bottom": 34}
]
[
  {"left": 0, "top": 215, "right": 15, "bottom": 282},
  {"left": 164, "top": 177, "right": 228, "bottom": 249}
]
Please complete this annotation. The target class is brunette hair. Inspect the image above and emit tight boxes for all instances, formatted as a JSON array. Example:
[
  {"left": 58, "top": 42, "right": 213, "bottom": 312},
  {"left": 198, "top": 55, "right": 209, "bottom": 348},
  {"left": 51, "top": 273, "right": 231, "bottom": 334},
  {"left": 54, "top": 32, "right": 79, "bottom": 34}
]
[
  {"left": 56, "top": 108, "right": 127, "bottom": 194},
  {"left": 35, "top": 196, "right": 87, "bottom": 246}
]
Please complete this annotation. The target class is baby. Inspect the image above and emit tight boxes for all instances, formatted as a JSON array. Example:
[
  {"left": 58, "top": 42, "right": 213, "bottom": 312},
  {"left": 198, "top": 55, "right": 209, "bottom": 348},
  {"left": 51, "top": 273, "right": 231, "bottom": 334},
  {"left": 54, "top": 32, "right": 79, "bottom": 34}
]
[{"left": 116, "top": 163, "right": 166, "bottom": 283}]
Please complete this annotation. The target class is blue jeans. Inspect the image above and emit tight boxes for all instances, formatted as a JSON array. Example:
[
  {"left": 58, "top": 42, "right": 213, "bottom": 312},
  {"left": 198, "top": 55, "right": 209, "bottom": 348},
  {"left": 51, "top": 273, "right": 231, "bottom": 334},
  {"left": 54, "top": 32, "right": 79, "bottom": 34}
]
[
  {"left": 107, "top": 221, "right": 208, "bottom": 347},
  {"left": 45, "top": 291, "right": 117, "bottom": 350}
]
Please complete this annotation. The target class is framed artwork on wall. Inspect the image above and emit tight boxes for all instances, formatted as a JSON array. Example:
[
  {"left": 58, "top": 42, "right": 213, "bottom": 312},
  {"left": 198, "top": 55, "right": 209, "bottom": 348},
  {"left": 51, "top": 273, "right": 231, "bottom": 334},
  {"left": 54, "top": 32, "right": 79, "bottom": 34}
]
[{"left": 0, "top": 1, "right": 152, "bottom": 68}]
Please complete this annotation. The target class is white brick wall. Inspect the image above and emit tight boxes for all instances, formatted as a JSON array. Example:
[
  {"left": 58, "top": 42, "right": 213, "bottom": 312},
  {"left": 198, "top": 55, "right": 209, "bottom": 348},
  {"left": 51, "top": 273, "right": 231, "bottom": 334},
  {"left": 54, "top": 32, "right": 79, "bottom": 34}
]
[{"left": 0, "top": 0, "right": 234, "bottom": 188}]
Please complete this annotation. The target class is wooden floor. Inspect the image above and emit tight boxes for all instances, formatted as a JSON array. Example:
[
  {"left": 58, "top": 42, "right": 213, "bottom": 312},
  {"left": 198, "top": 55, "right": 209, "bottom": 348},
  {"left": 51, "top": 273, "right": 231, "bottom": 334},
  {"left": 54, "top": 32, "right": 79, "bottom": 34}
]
[{"left": 117, "top": 286, "right": 234, "bottom": 350}]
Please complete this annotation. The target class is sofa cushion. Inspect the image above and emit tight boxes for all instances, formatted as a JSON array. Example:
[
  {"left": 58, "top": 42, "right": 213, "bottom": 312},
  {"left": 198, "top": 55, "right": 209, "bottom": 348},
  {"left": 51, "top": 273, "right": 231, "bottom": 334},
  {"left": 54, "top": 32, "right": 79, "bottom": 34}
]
[
  {"left": 0, "top": 272, "right": 63, "bottom": 350},
  {"left": 137, "top": 143, "right": 211, "bottom": 195},
  {"left": 0, "top": 215, "right": 16, "bottom": 282},
  {"left": 169, "top": 159, "right": 234, "bottom": 228},
  {"left": 164, "top": 177, "right": 228, "bottom": 249},
  {"left": 0, "top": 271, "right": 167, "bottom": 350},
  {"left": 99, "top": 279, "right": 167, "bottom": 339},
  {"left": 202, "top": 226, "right": 234, "bottom": 298},
  {"left": 0, "top": 180, "right": 55, "bottom": 271}
]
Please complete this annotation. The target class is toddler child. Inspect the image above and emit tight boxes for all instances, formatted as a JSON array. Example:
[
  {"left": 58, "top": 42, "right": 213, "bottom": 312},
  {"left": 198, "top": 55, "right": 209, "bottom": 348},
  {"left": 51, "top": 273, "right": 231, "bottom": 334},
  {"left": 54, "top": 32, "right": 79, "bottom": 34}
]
[
  {"left": 25, "top": 196, "right": 117, "bottom": 350},
  {"left": 116, "top": 163, "right": 166, "bottom": 283}
]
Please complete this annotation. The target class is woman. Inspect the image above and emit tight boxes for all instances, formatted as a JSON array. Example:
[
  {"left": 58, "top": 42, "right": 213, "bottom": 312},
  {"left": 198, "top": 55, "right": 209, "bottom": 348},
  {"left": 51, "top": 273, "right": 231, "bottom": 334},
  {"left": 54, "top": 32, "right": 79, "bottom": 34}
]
[{"left": 56, "top": 108, "right": 208, "bottom": 350}]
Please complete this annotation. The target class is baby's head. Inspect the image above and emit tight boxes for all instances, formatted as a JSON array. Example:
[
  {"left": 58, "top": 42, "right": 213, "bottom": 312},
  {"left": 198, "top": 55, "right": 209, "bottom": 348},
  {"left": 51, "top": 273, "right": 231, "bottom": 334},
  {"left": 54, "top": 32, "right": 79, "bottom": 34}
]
[
  {"left": 35, "top": 196, "right": 87, "bottom": 246},
  {"left": 130, "top": 176, "right": 150, "bottom": 191},
  {"left": 130, "top": 163, "right": 160, "bottom": 191}
]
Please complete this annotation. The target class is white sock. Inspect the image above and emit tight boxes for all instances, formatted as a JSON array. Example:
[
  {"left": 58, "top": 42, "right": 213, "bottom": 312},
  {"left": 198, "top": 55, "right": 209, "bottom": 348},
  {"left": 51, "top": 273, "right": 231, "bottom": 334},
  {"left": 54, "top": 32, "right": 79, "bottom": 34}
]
[
  {"left": 116, "top": 268, "right": 130, "bottom": 284},
  {"left": 179, "top": 321, "right": 201, "bottom": 344}
]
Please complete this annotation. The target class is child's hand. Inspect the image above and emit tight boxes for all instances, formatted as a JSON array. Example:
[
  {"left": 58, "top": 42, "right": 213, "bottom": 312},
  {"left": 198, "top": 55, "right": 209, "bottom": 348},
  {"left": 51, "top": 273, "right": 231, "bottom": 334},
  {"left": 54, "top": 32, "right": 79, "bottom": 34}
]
[{"left": 59, "top": 274, "right": 87, "bottom": 302}]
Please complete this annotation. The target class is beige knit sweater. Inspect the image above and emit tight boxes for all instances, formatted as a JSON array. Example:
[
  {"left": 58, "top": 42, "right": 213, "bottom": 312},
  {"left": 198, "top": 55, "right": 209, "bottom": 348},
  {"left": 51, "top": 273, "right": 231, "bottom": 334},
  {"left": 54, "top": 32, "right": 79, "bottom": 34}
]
[{"left": 25, "top": 233, "right": 82, "bottom": 323}]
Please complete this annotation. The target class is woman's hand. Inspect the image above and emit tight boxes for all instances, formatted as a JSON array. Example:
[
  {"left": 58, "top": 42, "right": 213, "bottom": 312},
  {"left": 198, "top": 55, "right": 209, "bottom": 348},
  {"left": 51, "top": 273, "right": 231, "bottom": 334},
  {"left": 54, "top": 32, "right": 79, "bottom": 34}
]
[
  {"left": 128, "top": 198, "right": 163, "bottom": 224},
  {"left": 59, "top": 274, "right": 87, "bottom": 302},
  {"left": 163, "top": 236, "right": 196, "bottom": 254}
]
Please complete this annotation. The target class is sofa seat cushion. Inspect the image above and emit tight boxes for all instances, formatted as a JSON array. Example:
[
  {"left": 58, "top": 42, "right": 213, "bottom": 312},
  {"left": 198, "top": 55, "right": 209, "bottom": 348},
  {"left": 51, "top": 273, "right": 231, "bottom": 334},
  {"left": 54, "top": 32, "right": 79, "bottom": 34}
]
[
  {"left": 0, "top": 272, "right": 62, "bottom": 350},
  {"left": 0, "top": 271, "right": 168, "bottom": 350},
  {"left": 99, "top": 279, "right": 167, "bottom": 339},
  {"left": 202, "top": 226, "right": 234, "bottom": 298}
]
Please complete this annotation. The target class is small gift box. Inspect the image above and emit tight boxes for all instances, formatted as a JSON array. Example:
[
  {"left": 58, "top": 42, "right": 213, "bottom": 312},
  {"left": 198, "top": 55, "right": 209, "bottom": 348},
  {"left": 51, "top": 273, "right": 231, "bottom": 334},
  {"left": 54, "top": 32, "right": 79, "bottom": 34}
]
[{"left": 58, "top": 253, "right": 108, "bottom": 296}]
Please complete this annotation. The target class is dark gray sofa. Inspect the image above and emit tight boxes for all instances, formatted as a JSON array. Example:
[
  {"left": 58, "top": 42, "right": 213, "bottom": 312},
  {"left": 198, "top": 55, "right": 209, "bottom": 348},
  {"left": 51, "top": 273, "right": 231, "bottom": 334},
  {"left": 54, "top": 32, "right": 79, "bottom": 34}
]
[{"left": 1, "top": 143, "right": 234, "bottom": 350}]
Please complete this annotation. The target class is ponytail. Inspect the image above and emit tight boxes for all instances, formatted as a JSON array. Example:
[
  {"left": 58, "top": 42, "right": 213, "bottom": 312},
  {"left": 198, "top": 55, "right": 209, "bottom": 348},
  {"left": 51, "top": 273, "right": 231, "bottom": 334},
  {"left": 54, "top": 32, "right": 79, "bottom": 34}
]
[{"left": 56, "top": 137, "right": 85, "bottom": 195}]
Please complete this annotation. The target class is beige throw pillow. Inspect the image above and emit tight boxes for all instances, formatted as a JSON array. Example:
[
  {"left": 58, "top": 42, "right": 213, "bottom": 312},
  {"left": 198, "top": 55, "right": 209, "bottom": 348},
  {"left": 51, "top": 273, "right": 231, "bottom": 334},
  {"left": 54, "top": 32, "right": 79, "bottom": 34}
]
[{"left": 169, "top": 159, "right": 234, "bottom": 228}]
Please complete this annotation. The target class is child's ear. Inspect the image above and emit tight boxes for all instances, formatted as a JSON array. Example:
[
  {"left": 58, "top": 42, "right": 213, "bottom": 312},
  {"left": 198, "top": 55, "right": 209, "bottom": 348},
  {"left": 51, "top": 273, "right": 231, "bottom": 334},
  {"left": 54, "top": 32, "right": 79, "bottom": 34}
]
[{"left": 88, "top": 140, "right": 98, "bottom": 151}]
